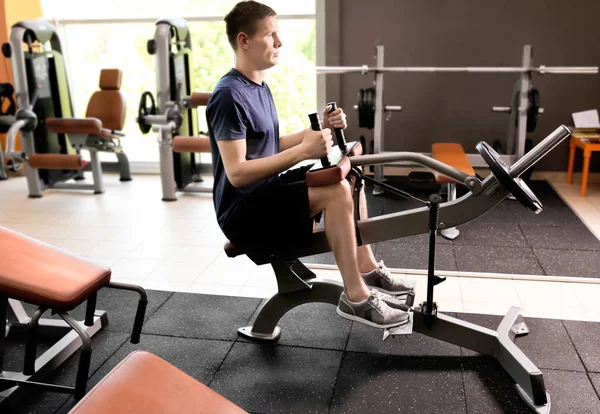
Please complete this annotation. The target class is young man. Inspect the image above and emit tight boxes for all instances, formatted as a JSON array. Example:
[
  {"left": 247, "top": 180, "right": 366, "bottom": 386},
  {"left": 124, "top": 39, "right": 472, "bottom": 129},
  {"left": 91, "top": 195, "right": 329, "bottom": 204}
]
[{"left": 206, "top": 1, "right": 412, "bottom": 329}]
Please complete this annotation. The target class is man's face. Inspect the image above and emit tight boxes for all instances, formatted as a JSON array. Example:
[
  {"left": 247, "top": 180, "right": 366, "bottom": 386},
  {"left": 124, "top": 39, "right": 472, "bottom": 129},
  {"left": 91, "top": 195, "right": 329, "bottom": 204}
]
[{"left": 244, "top": 16, "right": 282, "bottom": 70}]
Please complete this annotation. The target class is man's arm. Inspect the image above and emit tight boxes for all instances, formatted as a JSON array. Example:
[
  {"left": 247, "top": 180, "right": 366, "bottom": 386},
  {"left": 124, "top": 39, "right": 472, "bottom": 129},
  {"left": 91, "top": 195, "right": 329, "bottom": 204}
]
[
  {"left": 279, "top": 128, "right": 308, "bottom": 152},
  {"left": 279, "top": 105, "right": 348, "bottom": 152},
  {"left": 218, "top": 127, "right": 332, "bottom": 188}
]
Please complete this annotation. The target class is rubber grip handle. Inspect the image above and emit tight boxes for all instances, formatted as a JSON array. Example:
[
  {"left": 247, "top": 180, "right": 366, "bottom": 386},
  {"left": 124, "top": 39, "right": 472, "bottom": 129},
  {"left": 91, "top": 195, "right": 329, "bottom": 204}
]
[
  {"left": 328, "top": 101, "right": 347, "bottom": 150},
  {"left": 308, "top": 112, "right": 330, "bottom": 167}
]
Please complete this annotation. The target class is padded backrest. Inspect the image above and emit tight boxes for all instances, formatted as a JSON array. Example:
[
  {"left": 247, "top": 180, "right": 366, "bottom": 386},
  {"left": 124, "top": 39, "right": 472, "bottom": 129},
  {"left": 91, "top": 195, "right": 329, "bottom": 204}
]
[{"left": 85, "top": 69, "right": 126, "bottom": 131}]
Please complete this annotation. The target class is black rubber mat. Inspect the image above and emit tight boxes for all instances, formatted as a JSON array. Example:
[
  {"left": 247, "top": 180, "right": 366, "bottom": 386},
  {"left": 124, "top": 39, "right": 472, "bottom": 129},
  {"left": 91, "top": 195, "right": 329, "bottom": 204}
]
[
  {"left": 5, "top": 292, "right": 600, "bottom": 414},
  {"left": 304, "top": 180, "right": 600, "bottom": 278}
]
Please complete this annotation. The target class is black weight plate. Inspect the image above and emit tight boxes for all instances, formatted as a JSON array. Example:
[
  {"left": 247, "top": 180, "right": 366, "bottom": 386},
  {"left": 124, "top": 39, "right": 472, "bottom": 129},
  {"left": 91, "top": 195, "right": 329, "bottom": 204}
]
[{"left": 476, "top": 141, "right": 542, "bottom": 213}]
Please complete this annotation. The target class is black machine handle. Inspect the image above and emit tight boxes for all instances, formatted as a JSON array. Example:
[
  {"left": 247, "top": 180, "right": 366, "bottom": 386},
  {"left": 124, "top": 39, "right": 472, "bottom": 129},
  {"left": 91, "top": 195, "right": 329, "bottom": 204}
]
[
  {"left": 328, "top": 101, "right": 347, "bottom": 151},
  {"left": 308, "top": 112, "right": 330, "bottom": 167}
]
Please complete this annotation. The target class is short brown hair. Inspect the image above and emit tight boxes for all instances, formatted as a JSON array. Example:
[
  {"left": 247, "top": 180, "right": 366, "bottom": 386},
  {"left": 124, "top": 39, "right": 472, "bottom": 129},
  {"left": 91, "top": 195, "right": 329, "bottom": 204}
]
[{"left": 224, "top": 1, "right": 277, "bottom": 49}]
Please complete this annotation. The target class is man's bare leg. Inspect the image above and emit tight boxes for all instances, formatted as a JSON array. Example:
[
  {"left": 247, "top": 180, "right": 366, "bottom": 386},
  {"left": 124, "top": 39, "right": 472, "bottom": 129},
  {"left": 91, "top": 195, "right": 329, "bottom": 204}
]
[
  {"left": 355, "top": 184, "right": 379, "bottom": 273},
  {"left": 308, "top": 180, "right": 370, "bottom": 302}
]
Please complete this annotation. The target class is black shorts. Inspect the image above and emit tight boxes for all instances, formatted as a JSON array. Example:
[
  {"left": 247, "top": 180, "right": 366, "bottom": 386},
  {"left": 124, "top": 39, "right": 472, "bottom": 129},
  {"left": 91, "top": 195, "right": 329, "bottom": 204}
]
[{"left": 221, "top": 165, "right": 320, "bottom": 251}]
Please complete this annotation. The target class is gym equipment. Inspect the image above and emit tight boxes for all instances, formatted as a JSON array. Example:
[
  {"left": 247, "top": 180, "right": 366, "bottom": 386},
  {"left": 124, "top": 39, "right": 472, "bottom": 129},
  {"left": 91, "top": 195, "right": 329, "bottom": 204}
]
[
  {"left": 0, "top": 226, "right": 147, "bottom": 410},
  {"left": 138, "top": 18, "right": 213, "bottom": 201},
  {"left": 0, "top": 83, "right": 17, "bottom": 180},
  {"left": 1, "top": 21, "right": 132, "bottom": 198},
  {"left": 225, "top": 121, "right": 573, "bottom": 413},
  {"left": 431, "top": 143, "right": 475, "bottom": 240},
  {"left": 318, "top": 45, "right": 598, "bottom": 193},
  {"left": 67, "top": 351, "right": 248, "bottom": 414}
]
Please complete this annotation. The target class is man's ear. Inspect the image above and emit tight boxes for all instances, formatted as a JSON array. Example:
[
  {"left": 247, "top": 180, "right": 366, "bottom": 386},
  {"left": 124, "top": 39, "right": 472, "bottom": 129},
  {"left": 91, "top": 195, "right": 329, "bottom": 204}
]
[{"left": 237, "top": 32, "right": 250, "bottom": 50}]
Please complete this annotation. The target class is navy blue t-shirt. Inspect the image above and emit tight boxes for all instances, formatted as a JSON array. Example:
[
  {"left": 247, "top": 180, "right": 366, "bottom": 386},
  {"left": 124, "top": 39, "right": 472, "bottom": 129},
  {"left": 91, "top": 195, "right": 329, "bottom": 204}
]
[{"left": 206, "top": 68, "right": 279, "bottom": 229}]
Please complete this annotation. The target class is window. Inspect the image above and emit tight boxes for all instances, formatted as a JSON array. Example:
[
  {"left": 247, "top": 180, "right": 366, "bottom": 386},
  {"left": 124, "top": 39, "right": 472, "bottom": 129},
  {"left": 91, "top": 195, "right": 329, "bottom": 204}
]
[{"left": 39, "top": 1, "right": 316, "bottom": 164}]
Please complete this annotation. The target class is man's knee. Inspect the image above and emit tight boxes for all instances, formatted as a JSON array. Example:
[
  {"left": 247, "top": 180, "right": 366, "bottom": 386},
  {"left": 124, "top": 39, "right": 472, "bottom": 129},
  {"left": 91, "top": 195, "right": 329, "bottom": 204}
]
[
  {"left": 325, "top": 180, "right": 353, "bottom": 206},
  {"left": 309, "top": 180, "right": 353, "bottom": 212}
]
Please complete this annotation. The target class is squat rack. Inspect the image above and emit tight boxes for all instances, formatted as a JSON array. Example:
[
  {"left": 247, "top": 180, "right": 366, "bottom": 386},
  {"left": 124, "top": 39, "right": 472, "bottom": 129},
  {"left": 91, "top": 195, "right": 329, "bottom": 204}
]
[{"left": 317, "top": 45, "right": 598, "bottom": 186}]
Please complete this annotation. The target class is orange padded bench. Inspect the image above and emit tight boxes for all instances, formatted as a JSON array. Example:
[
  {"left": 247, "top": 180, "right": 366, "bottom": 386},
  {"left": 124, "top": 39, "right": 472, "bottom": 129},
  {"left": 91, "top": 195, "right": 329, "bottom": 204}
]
[
  {"left": 431, "top": 143, "right": 475, "bottom": 240},
  {"left": 431, "top": 143, "right": 475, "bottom": 182},
  {"left": 0, "top": 226, "right": 147, "bottom": 404},
  {"left": 68, "top": 351, "right": 247, "bottom": 414}
]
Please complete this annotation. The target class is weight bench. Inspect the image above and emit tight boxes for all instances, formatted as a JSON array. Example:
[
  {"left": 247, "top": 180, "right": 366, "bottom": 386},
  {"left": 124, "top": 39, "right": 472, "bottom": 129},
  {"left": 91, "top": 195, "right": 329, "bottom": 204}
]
[
  {"left": 431, "top": 143, "right": 476, "bottom": 240},
  {"left": 67, "top": 350, "right": 247, "bottom": 413},
  {"left": 0, "top": 226, "right": 147, "bottom": 410}
]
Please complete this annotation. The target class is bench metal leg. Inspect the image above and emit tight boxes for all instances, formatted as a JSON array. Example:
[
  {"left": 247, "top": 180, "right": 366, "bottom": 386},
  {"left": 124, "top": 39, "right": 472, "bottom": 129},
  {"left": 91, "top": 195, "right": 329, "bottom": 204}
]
[
  {"left": 238, "top": 279, "right": 344, "bottom": 341},
  {"left": 115, "top": 151, "right": 132, "bottom": 182},
  {"left": 440, "top": 183, "right": 460, "bottom": 240},
  {"left": 0, "top": 309, "right": 107, "bottom": 410},
  {"left": 106, "top": 282, "right": 148, "bottom": 344},
  {"left": 412, "top": 306, "right": 549, "bottom": 413},
  {"left": 57, "top": 312, "right": 92, "bottom": 400},
  {"left": 23, "top": 307, "right": 48, "bottom": 375},
  {"left": 0, "top": 296, "right": 7, "bottom": 370}
]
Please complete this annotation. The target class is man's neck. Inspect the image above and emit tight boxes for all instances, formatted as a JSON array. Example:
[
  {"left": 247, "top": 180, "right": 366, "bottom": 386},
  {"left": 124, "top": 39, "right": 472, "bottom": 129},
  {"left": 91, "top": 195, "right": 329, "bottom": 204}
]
[{"left": 234, "top": 60, "right": 265, "bottom": 85}]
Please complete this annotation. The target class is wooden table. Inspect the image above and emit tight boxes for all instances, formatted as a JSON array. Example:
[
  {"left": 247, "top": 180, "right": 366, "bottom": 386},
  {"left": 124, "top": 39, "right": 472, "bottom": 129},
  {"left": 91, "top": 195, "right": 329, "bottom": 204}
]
[{"left": 567, "top": 133, "right": 600, "bottom": 196}]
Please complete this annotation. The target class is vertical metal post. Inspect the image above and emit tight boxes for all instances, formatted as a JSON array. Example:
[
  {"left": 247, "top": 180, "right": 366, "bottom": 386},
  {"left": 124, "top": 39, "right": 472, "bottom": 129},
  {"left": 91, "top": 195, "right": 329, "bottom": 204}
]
[
  {"left": 84, "top": 293, "right": 97, "bottom": 327},
  {"left": 159, "top": 127, "right": 177, "bottom": 201},
  {"left": 0, "top": 295, "right": 7, "bottom": 371},
  {"left": 115, "top": 152, "right": 132, "bottom": 181},
  {"left": 23, "top": 307, "right": 47, "bottom": 375},
  {"left": 515, "top": 45, "right": 532, "bottom": 160},
  {"left": 88, "top": 149, "right": 105, "bottom": 194},
  {"left": 10, "top": 28, "right": 43, "bottom": 197},
  {"left": 0, "top": 148, "right": 7, "bottom": 180},
  {"left": 373, "top": 45, "right": 385, "bottom": 194}
]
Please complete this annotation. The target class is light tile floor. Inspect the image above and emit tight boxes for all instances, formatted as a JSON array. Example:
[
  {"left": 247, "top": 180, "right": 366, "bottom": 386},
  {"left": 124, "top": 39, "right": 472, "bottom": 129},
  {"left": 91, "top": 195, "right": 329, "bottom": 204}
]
[{"left": 1, "top": 170, "right": 599, "bottom": 322}]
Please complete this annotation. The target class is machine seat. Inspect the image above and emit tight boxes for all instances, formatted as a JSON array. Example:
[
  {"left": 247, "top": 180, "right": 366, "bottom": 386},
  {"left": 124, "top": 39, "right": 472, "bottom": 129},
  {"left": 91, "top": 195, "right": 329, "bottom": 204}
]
[{"left": 45, "top": 69, "right": 126, "bottom": 141}]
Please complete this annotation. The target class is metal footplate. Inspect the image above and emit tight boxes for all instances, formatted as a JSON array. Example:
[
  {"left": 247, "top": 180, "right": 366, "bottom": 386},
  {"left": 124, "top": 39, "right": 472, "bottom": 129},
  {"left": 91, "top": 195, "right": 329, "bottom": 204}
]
[
  {"left": 383, "top": 310, "right": 415, "bottom": 340},
  {"left": 382, "top": 287, "right": 417, "bottom": 340}
]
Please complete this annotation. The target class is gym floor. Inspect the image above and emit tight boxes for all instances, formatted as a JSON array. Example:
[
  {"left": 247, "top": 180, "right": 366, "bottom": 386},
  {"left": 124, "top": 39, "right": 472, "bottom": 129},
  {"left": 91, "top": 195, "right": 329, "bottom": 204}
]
[{"left": 1, "top": 171, "right": 600, "bottom": 413}]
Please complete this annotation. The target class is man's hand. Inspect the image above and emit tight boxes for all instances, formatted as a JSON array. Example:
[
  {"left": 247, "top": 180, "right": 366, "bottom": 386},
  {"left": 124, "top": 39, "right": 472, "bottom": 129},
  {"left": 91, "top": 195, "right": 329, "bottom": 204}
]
[
  {"left": 300, "top": 127, "right": 333, "bottom": 159},
  {"left": 322, "top": 104, "right": 347, "bottom": 131}
]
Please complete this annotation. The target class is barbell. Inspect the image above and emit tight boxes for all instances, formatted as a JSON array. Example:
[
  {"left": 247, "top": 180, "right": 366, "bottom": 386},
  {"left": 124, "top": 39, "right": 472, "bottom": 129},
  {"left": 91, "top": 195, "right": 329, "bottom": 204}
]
[{"left": 316, "top": 65, "right": 599, "bottom": 75}]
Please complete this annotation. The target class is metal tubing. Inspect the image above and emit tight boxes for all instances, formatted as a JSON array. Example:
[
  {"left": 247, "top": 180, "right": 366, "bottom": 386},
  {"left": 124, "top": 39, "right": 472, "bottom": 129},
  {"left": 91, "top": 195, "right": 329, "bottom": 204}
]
[
  {"left": 493, "top": 106, "right": 544, "bottom": 114},
  {"left": 154, "top": 23, "right": 172, "bottom": 115},
  {"left": 144, "top": 114, "right": 169, "bottom": 125},
  {"left": 23, "top": 307, "right": 48, "bottom": 375},
  {"left": 57, "top": 312, "right": 91, "bottom": 400},
  {"left": 514, "top": 45, "right": 532, "bottom": 158},
  {"left": 0, "top": 310, "right": 107, "bottom": 410},
  {"left": 88, "top": 149, "right": 105, "bottom": 194},
  {"left": 373, "top": 45, "right": 385, "bottom": 192},
  {"left": 0, "top": 296, "right": 7, "bottom": 370},
  {"left": 115, "top": 152, "right": 132, "bottom": 181},
  {"left": 107, "top": 281, "right": 148, "bottom": 344},
  {"left": 351, "top": 152, "right": 470, "bottom": 184},
  {"left": 5, "top": 120, "right": 26, "bottom": 154},
  {"left": 509, "top": 125, "right": 571, "bottom": 178},
  {"left": 316, "top": 65, "right": 598, "bottom": 74},
  {"left": 157, "top": 126, "right": 177, "bottom": 201},
  {"left": 84, "top": 293, "right": 97, "bottom": 327}
]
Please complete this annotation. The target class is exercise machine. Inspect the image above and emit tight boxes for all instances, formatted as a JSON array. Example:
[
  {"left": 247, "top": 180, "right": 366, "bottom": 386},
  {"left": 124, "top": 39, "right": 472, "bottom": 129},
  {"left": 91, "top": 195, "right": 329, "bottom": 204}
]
[
  {"left": 319, "top": 44, "right": 597, "bottom": 192},
  {"left": 224, "top": 117, "right": 573, "bottom": 413},
  {"left": 0, "top": 83, "right": 17, "bottom": 180},
  {"left": 137, "top": 17, "right": 213, "bottom": 201},
  {"left": 1, "top": 20, "right": 131, "bottom": 198}
]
